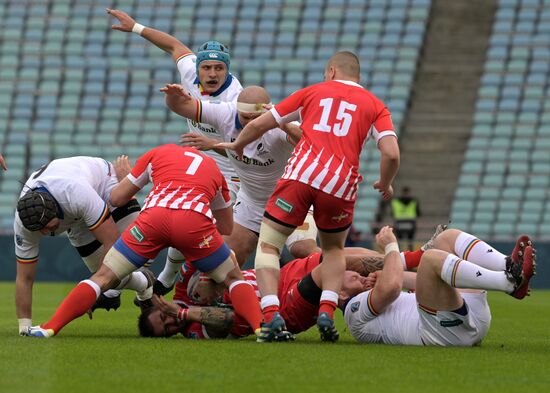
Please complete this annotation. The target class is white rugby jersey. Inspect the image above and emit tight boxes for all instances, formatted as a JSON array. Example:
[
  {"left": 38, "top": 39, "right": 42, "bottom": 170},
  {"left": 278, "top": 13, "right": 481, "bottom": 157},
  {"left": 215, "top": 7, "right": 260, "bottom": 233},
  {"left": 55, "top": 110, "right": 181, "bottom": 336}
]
[
  {"left": 14, "top": 157, "right": 116, "bottom": 263},
  {"left": 344, "top": 291, "right": 423, "bottom": 345},
  {"left": 197, "top": 100, "right": 295, "bottom": 204},
  {"left": 176, "top": 53, "right": 242, "bottom": 184}
]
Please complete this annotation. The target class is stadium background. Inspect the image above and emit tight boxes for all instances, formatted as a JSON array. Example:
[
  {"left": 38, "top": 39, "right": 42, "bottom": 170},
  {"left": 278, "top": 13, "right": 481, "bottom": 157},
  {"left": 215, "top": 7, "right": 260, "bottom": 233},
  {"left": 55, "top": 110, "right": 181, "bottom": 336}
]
[{"left": 0, "top": 0, "right": 548, "bottom": 286}]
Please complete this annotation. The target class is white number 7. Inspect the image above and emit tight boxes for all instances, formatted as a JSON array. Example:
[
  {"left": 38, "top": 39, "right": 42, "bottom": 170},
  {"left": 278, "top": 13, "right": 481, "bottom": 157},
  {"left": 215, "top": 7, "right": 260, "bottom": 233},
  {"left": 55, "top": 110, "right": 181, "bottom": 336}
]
[
  {"left": 313, "top": 98, "right": 357, "bottom": 136},
  {"left": 184, "top": 151, "right": 203, "bottom": 175}
]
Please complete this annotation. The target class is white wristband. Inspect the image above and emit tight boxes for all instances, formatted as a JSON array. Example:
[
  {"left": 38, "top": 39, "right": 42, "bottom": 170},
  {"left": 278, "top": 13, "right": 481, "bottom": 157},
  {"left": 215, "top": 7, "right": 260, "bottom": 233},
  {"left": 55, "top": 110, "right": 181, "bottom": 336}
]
[
  {"left": 385, "top": 242, "right": 400, "bottom": 255},
  {"left": 18, "top": 318, "right": 32, "bottom": 335},
  {"left": 132, "top": 23, "right": 145, "bottom": 35}
]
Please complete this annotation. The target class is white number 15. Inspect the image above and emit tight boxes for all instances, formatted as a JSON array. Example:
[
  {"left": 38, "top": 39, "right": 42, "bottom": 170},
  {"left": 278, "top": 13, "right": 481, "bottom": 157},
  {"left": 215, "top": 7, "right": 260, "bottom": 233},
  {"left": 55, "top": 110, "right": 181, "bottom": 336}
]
[{"left": 313, "top": 98, "right": 357, "bottom": 136}]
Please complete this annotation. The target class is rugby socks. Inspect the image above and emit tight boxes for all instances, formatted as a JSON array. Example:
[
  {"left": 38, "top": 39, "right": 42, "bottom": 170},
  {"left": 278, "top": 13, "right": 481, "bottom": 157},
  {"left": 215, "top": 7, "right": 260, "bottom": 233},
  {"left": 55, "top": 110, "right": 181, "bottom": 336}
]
[
  {"left": 260, "top": 295, "right": 280, "bottom": 323},
  {"left": 42, "top": 280, "right": 101, "bottom": 334},
  {"left": 441, "top": 254, "right": 514, "bottom": 293},
  {"left": 102, "top": 289, "right": 120, "bottom": 298},
  {"left": 229, "top": 280, "right": 262, "bottom": 330},
  {"left": 455, "top": 232, "right": 507, "bottom": 271},
  {"left": 158, "top": 253, "right": 185, "bottom": 288},
  {"left": 319, "top": 290, "right": 339, "bottom": 319},
  {"left": 401, "top": 250, "right": 424, "bottom": 270}
]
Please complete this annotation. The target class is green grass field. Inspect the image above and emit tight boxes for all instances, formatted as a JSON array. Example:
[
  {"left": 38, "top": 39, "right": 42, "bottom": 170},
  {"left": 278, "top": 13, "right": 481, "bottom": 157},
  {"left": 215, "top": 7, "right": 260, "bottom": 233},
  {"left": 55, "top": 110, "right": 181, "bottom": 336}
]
[{"left": 1, "top": 283, "right": 549, "bottom": 393}]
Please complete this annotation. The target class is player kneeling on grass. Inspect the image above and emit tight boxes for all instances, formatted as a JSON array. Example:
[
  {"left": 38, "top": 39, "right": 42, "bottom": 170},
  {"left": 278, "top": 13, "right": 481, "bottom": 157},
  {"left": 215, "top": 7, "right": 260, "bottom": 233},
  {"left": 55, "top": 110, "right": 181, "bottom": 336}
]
[
  {"left": 26, "top": 144, "right": 263, "bottom": 338},
  {"left": 343, "top": 226, "right": 536, "bottom": 346}
]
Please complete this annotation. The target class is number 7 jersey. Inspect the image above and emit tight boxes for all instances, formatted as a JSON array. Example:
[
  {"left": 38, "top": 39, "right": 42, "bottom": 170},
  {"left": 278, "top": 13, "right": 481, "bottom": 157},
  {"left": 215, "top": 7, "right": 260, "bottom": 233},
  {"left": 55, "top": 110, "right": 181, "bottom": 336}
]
[
  {"left": 270, "top": 80, "right": 397, "bottom": 201},
  {"left": 128, "top": 144, "right": 231, "bottom": 219}
]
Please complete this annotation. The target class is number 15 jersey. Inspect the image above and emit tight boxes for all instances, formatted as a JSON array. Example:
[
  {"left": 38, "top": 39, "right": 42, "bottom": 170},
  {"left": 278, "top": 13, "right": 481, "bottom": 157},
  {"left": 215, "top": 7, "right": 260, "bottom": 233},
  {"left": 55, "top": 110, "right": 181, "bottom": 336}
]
[
  {"left": 128, "top": 144, "right": 231, "bottom": 220},
  {"left": 270, "top": 80, "right": 397, "bottom": 201}
]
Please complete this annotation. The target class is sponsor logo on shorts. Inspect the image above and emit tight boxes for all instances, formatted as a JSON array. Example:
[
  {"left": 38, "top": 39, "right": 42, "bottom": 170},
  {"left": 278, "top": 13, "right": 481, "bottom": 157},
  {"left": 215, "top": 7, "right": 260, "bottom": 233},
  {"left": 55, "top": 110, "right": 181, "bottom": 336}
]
[
  {"left": 440, "top": 319, "right": 464, "bottom": 327},
  {"left": 275, "top": 197, "right": 293, "bottom": 213},
  {"left": 332, "top": 212, "right": 349, "bottom": 222},
  {"left": 350, "top": 301, "right": 360, "bottom": 313},
  {"left": 15, "top": 235, "right": 23, "bottom": 246},
  {"left": 199, "top": 235, "right": 213, "bottom": 249},
  {"left": 129, "top": 226, "right": 144, "bottom": 243}
]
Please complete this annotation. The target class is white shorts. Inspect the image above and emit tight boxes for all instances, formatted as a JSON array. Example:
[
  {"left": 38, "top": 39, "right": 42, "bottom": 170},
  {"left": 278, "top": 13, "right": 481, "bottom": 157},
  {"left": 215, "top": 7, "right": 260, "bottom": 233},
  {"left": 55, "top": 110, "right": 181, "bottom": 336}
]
[
  {"left": 418, "top": 291, "right": 492, "bottom": 346},
  {"left": 233, "top": 191, "right": 264, "bottom": 233}
]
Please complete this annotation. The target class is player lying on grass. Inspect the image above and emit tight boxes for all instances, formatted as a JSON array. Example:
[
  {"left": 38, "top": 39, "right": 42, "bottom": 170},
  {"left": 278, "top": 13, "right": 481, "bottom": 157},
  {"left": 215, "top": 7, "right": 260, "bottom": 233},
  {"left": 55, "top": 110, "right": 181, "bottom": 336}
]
[
  {"left": 138, "top": 247, "right": 384, "bottom": 339},
  {"left": 343, "top": 226, "right": 536, "bottom": 346}
]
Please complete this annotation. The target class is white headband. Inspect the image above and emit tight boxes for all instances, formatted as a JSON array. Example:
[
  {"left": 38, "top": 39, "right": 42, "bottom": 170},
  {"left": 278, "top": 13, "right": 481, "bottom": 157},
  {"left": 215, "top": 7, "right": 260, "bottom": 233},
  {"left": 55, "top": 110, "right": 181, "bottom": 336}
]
[{"left": 236, "top": 102, "right": 272, "bottom": 113}]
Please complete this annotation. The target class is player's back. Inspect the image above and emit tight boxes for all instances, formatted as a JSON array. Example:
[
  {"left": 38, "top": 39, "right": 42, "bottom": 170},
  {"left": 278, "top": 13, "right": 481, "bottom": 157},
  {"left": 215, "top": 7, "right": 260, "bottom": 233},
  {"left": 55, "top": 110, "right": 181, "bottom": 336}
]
[
  {"left": 131, "top": 144, "right": 227, "bottom": 211},
  {"left": 298, "top": 80, "right": 391, "bottom": 168},
  {"left": 22, "top": 156, "right": 111, "bottom": 198},
  {"left": 275, "top": 80, "right": 394, "bottom": 200}
]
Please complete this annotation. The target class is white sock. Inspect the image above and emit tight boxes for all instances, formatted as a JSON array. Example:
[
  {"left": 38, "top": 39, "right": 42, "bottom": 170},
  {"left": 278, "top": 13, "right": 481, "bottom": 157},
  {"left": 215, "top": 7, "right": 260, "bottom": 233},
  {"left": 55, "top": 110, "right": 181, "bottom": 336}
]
[
  {"left": 158, "top": 248, "right": 185, "bottom": 287},
  {"left": 260, "top": 295, "right": 280, "bottom": 310},
  {"left": 320, "top": 290, "right": 339, "bottom": 305},
  {"left": 441, "top": 254, "right": 514, "bottom": 293},
  {"left": 116, "top": 271, "right": 148, "bottom": 291},
  {"left": 455, "top": 232, "right": 507, "bottom": 271},
  {"left": 102, "top": 289, "right": 120, "bottom": 298},
  {"left": 81, "top": 279, "right": 101, "bottom": 298},
  {"left": 136, "top": 286, "right": 153, "bottom": 301}
]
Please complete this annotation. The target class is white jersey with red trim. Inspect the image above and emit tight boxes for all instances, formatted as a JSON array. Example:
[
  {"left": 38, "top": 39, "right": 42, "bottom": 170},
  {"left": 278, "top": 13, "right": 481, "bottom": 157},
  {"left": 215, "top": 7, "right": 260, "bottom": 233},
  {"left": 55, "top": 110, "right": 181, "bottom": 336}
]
[
  {"left": 197, "top": 100, "right": 295, "bottom": 204},
  {"left": 176, "top": 53, "right": 242, "bottom": 186},
  {"left": 14, "top": 156, "right": 117, "bottom": 263},
  {"left": 344, "top": 291, "right": 422, "bottom": 345},
  {"left": 128, "top": 144, "right": 231, "bottom": 220},
  {"left": 271, "top": 80, "right": 397, "bottom": 201}
]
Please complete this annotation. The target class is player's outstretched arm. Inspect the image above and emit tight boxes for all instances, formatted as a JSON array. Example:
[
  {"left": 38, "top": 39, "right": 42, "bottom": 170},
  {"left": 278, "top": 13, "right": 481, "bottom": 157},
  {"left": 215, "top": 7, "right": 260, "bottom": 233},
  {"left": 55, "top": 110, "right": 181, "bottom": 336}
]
[
  {"left": 216, "top": 111, "right": 278, "bottom": 159},
  {"left": 110, "top": 178, "right": 141, "bottom": 207},
  {"left": 161, "top": 83, "right": 196, "bottom": 119},
  {"left": 107, "top": 8, "right": 191, "bottom": 61},
  {"left": 0, "top": 154, "right": 7, "bottom": 170},
  {"left": 16, "top": 261, "right": 37, "bottom": 334}
]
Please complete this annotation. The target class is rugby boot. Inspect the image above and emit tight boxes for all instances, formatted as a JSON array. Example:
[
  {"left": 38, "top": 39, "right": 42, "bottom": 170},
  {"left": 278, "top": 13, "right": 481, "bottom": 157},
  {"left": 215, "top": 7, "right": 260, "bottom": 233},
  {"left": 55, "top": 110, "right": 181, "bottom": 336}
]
[
  {"left": 317, "top": 312, "right": 339, "bottom": 342},
  {"left": 256, "top": 313, "right": 295, "bottom": 342},
  {"left": 507, "top": 245, "right": 536, "bottom": 300}
]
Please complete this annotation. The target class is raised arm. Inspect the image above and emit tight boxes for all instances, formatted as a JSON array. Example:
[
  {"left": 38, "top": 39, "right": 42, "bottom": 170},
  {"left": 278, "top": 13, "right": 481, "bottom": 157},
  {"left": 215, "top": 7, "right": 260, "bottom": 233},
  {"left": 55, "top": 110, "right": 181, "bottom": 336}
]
[
  {"left": 107, "top": 8, "right": 191, "bottom": 61},
  {"left": 368, "top": 226, "right": 404, "bottom": 314}
]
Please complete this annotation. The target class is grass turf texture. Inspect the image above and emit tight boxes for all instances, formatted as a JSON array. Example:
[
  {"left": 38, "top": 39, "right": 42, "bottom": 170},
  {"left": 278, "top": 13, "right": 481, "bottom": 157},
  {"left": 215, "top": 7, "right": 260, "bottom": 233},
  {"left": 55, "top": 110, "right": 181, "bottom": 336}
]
[{"left": 0, "top": 284, "right": 548, "bottom": 393}]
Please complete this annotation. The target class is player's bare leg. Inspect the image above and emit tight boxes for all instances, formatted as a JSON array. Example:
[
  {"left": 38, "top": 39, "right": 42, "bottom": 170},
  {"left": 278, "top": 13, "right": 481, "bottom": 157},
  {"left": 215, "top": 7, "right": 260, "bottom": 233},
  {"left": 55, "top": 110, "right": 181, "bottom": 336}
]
[
  {"left": 223, "top": 222, "right": 260, "bottom": 267},
  {"left": 255, "top": 218, "right": 295, "bottom": 342},
  {"left": 316, "top": 229, "right": 348, "bottom": 342}
]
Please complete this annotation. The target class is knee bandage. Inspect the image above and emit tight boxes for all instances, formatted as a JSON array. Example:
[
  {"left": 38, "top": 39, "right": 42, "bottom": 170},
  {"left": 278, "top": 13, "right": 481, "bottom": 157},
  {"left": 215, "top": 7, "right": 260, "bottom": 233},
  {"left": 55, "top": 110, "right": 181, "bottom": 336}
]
[
  {"left": 255, "top": 222, "right": 288, "bottom": 270},
  {"left": 103, "top": 247, "right": 137, "bottom": 280},
  {"left": 208, "top": 256, "right": 236, "bottom": 283}
]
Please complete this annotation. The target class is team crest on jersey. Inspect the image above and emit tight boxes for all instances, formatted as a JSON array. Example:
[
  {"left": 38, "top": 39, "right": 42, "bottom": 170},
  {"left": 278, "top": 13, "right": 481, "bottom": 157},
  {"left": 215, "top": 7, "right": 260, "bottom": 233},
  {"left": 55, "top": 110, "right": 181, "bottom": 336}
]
[
  {"left": 350, "top": 301, "right": 360, "bottom": 313},
  {"left": 15, "top": 235, "right": 23, "bottom": 246},
  {"left": 199, "top": 235, "right": 214, "bottom": 249},
  {"left": 332, "top": 212, "right": 349, "bottom": 223},
  {"left": 129, "top": 226, "right": 144, "bottom": 243},
  {"left": 275, "top": 198, "right": 293, "bottom": 213}
]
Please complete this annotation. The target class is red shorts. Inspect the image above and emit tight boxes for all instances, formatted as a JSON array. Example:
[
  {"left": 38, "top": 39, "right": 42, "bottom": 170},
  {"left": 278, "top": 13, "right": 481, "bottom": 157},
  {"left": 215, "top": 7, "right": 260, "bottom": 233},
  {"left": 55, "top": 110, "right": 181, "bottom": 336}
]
[
  {"left": 264, "top": 179, "right": 355, "bottom": 231},
  {"left": 119, "top": 207, "right": 225, "bottom": 264}
]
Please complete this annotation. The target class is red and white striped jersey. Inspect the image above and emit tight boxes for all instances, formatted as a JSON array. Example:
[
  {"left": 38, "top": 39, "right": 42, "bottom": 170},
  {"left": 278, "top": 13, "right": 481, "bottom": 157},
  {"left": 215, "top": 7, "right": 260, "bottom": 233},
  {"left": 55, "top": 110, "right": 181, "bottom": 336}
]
[
  {"left": 271, "top": 80, "right": 397, "bottom": 201},
  {"left": 128, "top": 144, "right": 231, "bottom": 219}
]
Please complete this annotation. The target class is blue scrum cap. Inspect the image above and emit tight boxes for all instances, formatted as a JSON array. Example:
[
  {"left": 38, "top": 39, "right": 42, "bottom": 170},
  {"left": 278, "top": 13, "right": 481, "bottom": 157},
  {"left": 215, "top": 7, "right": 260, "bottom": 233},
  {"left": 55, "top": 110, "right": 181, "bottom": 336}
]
[{"left": 196, "top": 40, "right": 231, "bottom": 73}]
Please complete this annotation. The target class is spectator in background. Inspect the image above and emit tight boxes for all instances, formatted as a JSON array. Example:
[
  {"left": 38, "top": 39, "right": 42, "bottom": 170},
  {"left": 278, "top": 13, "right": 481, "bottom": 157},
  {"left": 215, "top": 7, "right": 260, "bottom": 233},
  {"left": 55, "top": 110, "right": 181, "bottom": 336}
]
[
  {"left": 0, "top": 154, "right": 6, "bottom": 170},
  {"left": 391, "top": 186, "right": 421, "bottom": 251}
]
